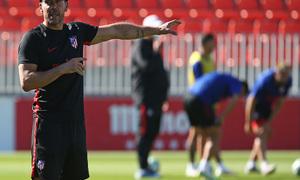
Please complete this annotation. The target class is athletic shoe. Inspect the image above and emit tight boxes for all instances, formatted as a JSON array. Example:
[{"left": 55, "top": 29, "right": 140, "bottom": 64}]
[
  {"left": 215, "top": 166, "right": 235, "bottom": 177},
  {"left": 134, "top": 169, "right": 161, "bottom": 179},
  {"left": 261, "top": 164, "right": 276, "bottom": 175},
  {"left": 199, "top": 163, "right": 216, "bottom": 180},
  {"left": 244, "top": 162, "right": 259, "bottom": 174},
  {"left": 185, "top": 163, "right": 198, "bottom": 177}
]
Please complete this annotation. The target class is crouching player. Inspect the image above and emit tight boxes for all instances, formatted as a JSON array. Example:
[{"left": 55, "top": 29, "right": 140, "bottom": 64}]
[
  {"left": 244, "top": 62, "right": 292, "bottom": 175},
  {"left": 184, "top": 72, "right": 248, "bottom": 180}
]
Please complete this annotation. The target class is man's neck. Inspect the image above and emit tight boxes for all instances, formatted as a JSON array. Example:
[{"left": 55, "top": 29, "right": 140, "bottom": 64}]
[
  {"left": 201, "top": 52, "right": 210, "bottom": 59},
  {"left": 43, "top": 21, "right": 64, "bottom": 30}
]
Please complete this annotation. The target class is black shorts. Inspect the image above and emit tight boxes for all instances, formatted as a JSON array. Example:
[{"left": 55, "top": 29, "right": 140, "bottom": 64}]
[
  {"left": 31, "top": 117, "right": 89, "bottom": 180},
  {"left": 183, "top": 93, "right": 216, "bottom": 127},
  {"left": 253, "top": 107, "right": 271, "bottom": 120}
]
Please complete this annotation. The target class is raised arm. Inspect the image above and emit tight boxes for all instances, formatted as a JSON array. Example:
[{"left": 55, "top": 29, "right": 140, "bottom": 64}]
[
  {"left": 90, "top": 20, "right": 181, "bottom": 45},
  {"left": 18, "top": 57, "right": 87, "bottom": 92}
]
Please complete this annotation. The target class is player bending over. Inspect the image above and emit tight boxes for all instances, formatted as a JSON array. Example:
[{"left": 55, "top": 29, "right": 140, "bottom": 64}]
[
  {"left": 244, "top": 62, "right": 292, "bottom": 175},
  {"left": 185, "top": 34, "right": 234, "bottom": 177},
  {"left": 184, "top": 72, "right": 248, "bottom": 180}
]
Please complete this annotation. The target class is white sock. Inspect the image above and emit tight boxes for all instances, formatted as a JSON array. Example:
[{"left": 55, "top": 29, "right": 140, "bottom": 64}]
[
  {"left": 139, "top": 168, "right": 146, "bottom": 173},
  {"left": 261, "top": 160, "right": 268, "bottom": 169},
  {"left": 247, "top": 160, "right": 256, "bottom": 168},
  {"left": 199, "top": 159, "right": 208, "bottom": 171},
  {"left": 188, "top": 162, "right": 194, "bottom": 168}
]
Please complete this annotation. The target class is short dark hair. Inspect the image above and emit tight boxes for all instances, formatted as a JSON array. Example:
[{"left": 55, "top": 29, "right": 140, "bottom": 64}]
[
  {"left": 240, "top": 81, "right": 249, "bottom": 95},
  {"left": 201, "top": 34, "right": 215, "bottom": 46},
  {"left": 39, "top": 0, "right": 68, "bottom": 2}
]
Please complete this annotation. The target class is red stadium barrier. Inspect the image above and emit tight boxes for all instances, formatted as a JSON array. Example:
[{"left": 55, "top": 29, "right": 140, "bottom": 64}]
[{"left": 15, "top": 97, "right": 300, "bottom": 150}]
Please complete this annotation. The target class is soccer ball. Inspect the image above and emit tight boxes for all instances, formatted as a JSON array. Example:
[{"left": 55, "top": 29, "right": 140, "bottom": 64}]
[
  {"left": 292, "top": 158, "right": 300, "bottom": 176},
  {"left": 147, "top": 156, "right": 160, "bottom": 172}
]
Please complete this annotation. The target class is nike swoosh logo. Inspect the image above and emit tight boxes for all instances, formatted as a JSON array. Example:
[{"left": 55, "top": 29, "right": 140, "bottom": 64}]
[{"left": 48, "top": 47, "right": 57, "bottom": 53}]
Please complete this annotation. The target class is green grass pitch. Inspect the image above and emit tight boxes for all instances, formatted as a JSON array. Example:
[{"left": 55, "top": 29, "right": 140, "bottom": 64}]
[{"left": 0, "top": 150, "right": 299, "bottom": 180}]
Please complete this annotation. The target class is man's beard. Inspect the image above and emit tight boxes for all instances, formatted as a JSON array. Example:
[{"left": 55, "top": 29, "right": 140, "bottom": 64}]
[{"left": 47, "top": 15, "right": 63, "bottom": 25}]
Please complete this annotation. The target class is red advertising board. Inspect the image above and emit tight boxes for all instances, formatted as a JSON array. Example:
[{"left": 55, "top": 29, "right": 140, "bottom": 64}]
[
  {"left": 84, "top": 97, "right": 189, "bottom": 150},
  {"left": 16, "top": 97, "right": 300, "bottom": 150}
]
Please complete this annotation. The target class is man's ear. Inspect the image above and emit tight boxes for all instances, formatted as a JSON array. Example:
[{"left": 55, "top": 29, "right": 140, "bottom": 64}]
[
  {"left": 39, "top": 3, "right": 43, "bottom": 14},
  {"left": 65, "top": 1, "right": 68, "bottom": 12}
]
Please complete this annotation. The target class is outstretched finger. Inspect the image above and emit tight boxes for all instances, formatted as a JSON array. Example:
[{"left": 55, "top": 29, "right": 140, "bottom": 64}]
[
  {"left": 170, "top": 30, "right": 178, "bottom": 35},
  {"left": 74, "top": 57, "right": 87, "bottom": 62},
  {"left": 167, "top": 20, "right": 182, "bottom": 28},
  {"left": 163, "top": 29, "right": 178, "bottom": 36}
]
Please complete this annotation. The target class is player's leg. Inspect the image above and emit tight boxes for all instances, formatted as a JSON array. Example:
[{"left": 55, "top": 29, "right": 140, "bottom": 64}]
[
  {"left": 245, "top": 120, "right": 275, "bottom": 175},
  {"left": 32, "top": 178, "right": 45, "bottom": 180},
  {"left": 200, "top": 129, "right": 215, "bottom": 161},
  {"left": 214, "top": 127, "right": 222, "bottom": 162},
  {"left": 137, "top": 105, "right": 162, "bottom": 169},
  {"left": 214, "top": 126, "right": 234, "bottom": 176},
  {"left": 183, "top": 93, "right": 202, "bottom": 177},
  {"left": 185, "top": 126, "right": 201, "bottom": 177},
  {"left": 257, "top": 123, "right": 275, "bottom": 175},
  {"left": 135, "top": 104, "right": 162, "bottom": 179},
  {"left": 256, "top": 134, "right": 267, "bottom": 162},
  {"left": 245, "top": 137, "right": 260, "bottom": 174},
  {"left": 245, "top": 119, "right": 264, "bottom": 174},
  {"left": 211, "top": 103, "right": 225, "bottom": 170},
  {"left": 60, "top": 121, "right": 89, "bottom": 180},
  {"left": 31, "top": 117, "right": 69, "bottom": 180},
  {"left": 186, "top": 126, "right": 197, "bottom": 164},
  {"left": 252, "top": 121, "right": 270, "bottom": 162},
  {"left": 198, "top": 127, "right": 218, "bottom": 180},
  {"left": 195, "top": 102, "right": 218, "bottom": 180},
  {"left": 197, "top": 133, "right": 204, "bottom": 158}
]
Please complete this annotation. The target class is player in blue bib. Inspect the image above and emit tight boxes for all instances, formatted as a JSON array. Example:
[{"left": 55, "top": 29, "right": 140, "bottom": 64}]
[
  {"left": 244, "top": 62, "right": 292, "bottom": 175},
  {"left": 184, "top": 72, "right": 248, "bottom": 180}
]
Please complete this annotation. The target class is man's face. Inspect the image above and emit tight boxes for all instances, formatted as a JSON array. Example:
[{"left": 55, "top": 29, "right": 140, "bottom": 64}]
[
  {"left": 275, "top": 69, "right": 291, "bottom": 85},
  {"left": 203, "top": 40, "right": 215, "bottom": 55},
  {"left": 40, "top": 0, "right": 67, "bottom": 26}
]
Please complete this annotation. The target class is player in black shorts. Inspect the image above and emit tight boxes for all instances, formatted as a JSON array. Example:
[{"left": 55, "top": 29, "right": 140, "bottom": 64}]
[
  {"left": 183, "top": 72, "right": 248, "bottom": 180},
  {"left": 18, "top": 0, "right": 181, "bottom": 179},
  {"left": 244, "top": 62, "right": 291, "bottom": 175}
]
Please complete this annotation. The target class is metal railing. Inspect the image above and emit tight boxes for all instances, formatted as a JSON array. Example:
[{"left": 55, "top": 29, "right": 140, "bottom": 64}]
[{"left": 0, "top": 31, "right": 299, "bottom": 96}]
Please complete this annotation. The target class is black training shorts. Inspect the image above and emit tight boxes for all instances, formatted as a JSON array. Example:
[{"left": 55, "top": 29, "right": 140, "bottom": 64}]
[
  {"left": 31, "top": 117, "right": 89, "bottom": 180},
  {"left": 183, "top": 93, "right": 216, "bottom": 127}
]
